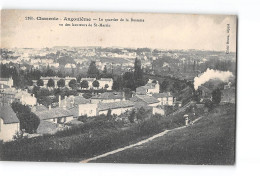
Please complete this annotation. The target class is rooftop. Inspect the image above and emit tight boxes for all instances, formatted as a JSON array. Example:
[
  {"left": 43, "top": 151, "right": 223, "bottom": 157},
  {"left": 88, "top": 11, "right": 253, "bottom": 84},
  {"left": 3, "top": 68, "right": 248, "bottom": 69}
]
[
  {"left": 0, "top": 77, "right": 12, "bottom": 81},
  {"left": 152, "top": 92, "right": 173, "bottom": 99},
  {"left": 98, "top": 100, "right": 134, "bottom": 111},
  {"left": 0, "top": 104, "right": 20, "bottom": 124},
  {"left": 34, "top": 107, "right": 74, "bottom": 120},
  {"left": 130, "top": 95, "right": 159, "bottom": 104},
  {"left": 92, "top": 92, "right": 124, "bottom": 100},
  {"left": 81, "top": 78, "right": 96, "bottom": 81},
  {"left": 31, "top": 105, "right": 48, "bottom": 112}
]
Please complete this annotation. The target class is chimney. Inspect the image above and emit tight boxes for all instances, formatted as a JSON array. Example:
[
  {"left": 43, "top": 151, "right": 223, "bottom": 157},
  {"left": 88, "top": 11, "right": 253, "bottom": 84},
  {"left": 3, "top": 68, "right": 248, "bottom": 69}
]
[
  {"left": 49, "top": 105, "right": 51, "bottom": 110},
  {"left": 33, "top": 94, "right": 35, "bottom": 98},
  {"left": 64, "top": 96, "right": 67, "bottom": 109},
  {"left": 58, "top": 95, "right": 61, "bottom": 107},
  {"left": 122, "top": 91, "right": 125, "bottom": 100}
]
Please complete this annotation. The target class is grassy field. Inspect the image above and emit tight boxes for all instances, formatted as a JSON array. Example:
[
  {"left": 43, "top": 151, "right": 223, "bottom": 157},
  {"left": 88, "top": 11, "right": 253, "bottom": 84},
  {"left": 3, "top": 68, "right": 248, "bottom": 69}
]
[{"left": 93, "top": 104, "right": 236, "bottom": 165}]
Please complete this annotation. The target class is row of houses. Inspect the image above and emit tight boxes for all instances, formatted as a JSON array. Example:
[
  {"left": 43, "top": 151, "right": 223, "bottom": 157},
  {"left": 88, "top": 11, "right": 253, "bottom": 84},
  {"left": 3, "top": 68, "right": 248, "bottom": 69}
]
[
  {"left": 0, "top": 78, "right": 174, "bottom": 141},
  {"left": 33, "top": 77, "right": 113, "bottom": 90}
]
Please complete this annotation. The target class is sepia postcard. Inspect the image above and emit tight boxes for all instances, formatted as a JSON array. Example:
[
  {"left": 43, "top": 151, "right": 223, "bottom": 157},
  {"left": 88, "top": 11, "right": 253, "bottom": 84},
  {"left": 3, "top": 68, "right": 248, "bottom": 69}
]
[{"left": 0, "top": 10, "right": 237, "bottom": 165}]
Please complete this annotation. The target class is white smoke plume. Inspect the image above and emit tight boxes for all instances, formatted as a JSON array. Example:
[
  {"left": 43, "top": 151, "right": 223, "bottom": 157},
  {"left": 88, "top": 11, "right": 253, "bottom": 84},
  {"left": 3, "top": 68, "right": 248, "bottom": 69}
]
[{"left": 194, "top": 68, "right": 233, "bottom": 90}]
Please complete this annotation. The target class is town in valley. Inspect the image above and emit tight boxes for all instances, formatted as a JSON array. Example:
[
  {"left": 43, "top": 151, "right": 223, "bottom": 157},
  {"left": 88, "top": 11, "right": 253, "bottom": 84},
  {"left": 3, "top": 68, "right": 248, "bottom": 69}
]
[{"left": 0, "top": 46, "right": 236, "bottom": 164}]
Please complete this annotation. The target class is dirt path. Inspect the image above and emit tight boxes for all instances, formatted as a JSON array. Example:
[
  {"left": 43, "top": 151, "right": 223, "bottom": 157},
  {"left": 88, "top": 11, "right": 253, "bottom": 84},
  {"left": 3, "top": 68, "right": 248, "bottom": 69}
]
[{"left": 79, "top": 116, "right": 203, "bottom": 163}]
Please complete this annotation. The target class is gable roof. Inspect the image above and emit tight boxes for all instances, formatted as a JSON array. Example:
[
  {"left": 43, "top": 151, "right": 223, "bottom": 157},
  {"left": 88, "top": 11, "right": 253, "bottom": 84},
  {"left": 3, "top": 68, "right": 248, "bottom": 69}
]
[
  {"left": 152, "top": 93, "right": 173, "bottom": 99},
  {"left": 100, "top": 78, "right": 113, "bottom": 81},
  {"left": 81, "top": 78, "right": 96, "bottom": 81},
  {"left": 0, "top": 84, "right": 9, "bottom": 89},
  {"left": 130, "top": 95, "right": 159, "bottom": 104},
  {"left": 98, "top": 100, "right": 134, "bottom": 111},
  {"left": 0, "top": 77, "right": 12, "bottom": 81},
  {"left": 0, "top": 104, "right": 19, "bottom": 124},
  {"left": 34, "top": 107, "right": 74, "bottom": 120},
  {"left": 31, "top": 105, "right": 48, "bottom": 112},
  {"left": 91, "top": 92, "right": 124, "bottom": 100},
  {"left": 60, "top": 96, "right": 91, "bottom": 108}
]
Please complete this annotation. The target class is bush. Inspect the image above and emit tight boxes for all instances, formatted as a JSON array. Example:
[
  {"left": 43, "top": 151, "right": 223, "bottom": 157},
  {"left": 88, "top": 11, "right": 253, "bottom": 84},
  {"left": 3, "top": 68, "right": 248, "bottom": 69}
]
[{"left": 138, "top": 118, "right": 162, "bottom": 136}]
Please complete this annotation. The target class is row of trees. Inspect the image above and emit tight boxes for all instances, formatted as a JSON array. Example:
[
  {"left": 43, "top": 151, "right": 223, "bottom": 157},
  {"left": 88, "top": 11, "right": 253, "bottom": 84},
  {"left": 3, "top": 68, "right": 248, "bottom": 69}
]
[{"left": 36, "top": 78, "right": 109, "bottom": 90}]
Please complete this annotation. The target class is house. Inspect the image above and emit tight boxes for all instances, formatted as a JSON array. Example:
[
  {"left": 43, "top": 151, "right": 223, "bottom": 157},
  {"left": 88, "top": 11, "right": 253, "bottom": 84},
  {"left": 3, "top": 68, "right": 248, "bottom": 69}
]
[
  {"left": 14, "top": 90, "right": 37, "bottom": 107},
  {"left": 0, "top": 104, "right": 20, "bottom": 142},
  {"left": 0, "top": 77, "right": 13, "bottom": 88},
  {"left": 98, "top": 78, "right": 113, "bottom": 90},
  {"left": 152, "top": 92, "right": 173, "bottom": 106},
  {"left": 77, "top": 100, "right": 134, "bottom": 117},
  {"left": 78, "top": 103, "right": 98, "bottom": 117},
  {"left": 0, "top": 88, "right": 36, "bottom": 106},
  {"left": 98, "top": 100, "right": 134, "bottom": 116},
  {"left": 91, "top": 92, "right": 125, "bottom": 104},
  {"left": 130, "top": 94, "right": 160, "bottom": 108},
  {"left": 136, "top": 79, "right": 160, "bottom": 95},
  {"left": 33, "top": 106, "right": 74, "bottom": 124},
  {"left": 59, "top": 95, "right": 91, "bottom": 109},
  {"left": 0, "top": 88, "right": 16, "bottom": 105}
]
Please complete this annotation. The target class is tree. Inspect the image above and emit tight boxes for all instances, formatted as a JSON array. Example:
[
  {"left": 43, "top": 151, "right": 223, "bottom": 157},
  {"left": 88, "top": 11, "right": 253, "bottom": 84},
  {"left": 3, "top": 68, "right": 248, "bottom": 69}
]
[
  {"left": 37, "top": 79, "right": 44, "bottom": 87},
  {"left": 80, "top": 80, "right": 89, "bottom": 89},
  {"left": 152, "top": 80, "right": 157, "bottom": 84},
  {"left": 136, "top": 107, "right": 147, "bottom": 122},
  {"left": 104, "top": 84, "right": 109, "bottom": 89},
  {"left": 160, "top": 79, "right": 169, "bottom": 92},
  {"left": 11, "top": 102, "right": 40, "bottom": 134},
  {"left": 32, "top": 86, "right": 40, "bottom": 98},
  {"left": 57, "top": 79, "right": 65, "bottom": 88},
  {"left": 212, "top": 88, "right": 221, "bottom": 104},
  {"left": 87, "top": 61, "right": 99, "bottom": 78},
  {"left": 103, "top": 65, "right": 108, "bottom": 75},
  {"left": 134, "top": 58, "right": 145, "bottom": 88},
  {"left": 69, "top": 79, "right": 77, "bottom": 89},
  {"left": 128, "top": 109, "right": 136, "bottom": 123},
  {"left": 92, "top": 80, "right": 100, "bottom": 89},
  {"left": 123, "top": 72, "right": 135, "bottom": 90},
  {"left": 47, "top": 79, "right": 55, "bottom": 87},
  {"left": 45, "top": 68, "right": 55, "bottom": 77}
]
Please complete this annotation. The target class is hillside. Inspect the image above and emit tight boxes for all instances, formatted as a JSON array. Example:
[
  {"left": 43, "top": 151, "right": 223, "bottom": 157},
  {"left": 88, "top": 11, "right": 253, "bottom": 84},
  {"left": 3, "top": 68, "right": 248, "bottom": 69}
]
[{"left": 93, "top": 104, "right": 235, "bottom": 165}]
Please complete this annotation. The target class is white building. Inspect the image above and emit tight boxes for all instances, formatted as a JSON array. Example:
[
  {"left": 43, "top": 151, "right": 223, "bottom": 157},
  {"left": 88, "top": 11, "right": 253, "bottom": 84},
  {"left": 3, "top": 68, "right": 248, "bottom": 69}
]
[
  {"left": 136, "top": 79, "right": 160, "bottom": 95},
  {"left": 91, "top": 92, "right": 125, "bottom": 104},
  {"left": 0, "top": 77, "right": 13, "bottom": 88},
  {"left": 0, "top": 104, "right": 20, "bottom": 142},
  {"left": 80, "top": 77, "right": 113, "bottom": 90},
  {"left": 33, "top": 106, "right": 74, "bottom": 124},
  {"left": 78, "top": 103, "right": 98, "bottom": 117},
  {"left": 98, "top": 78, "right": 113, "bottom": 90},
  {"left": 15, "top": 90, "right": 37, "bottom": 107},
  {"left": 152, "top": 92, "right": 173, "bottom": 106},
  {"left": 98, "top": 100, "right": 134, "bottom": 116}
]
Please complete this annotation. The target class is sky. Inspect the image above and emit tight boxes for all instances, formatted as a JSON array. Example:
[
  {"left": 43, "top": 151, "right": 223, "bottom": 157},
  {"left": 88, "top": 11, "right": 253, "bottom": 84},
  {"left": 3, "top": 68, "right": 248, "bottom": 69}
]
[{"left": 1, "top": 10, "right": 237, "bottom": 51}]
